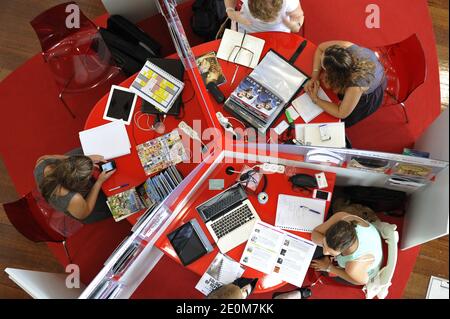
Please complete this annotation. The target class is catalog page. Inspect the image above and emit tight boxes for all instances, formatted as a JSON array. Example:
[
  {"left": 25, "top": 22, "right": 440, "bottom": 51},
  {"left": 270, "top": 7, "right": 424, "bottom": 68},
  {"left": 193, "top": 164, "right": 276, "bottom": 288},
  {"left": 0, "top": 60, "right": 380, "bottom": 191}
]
[{"left": 240, "top": 221, "right": 317, "bottom": 288}]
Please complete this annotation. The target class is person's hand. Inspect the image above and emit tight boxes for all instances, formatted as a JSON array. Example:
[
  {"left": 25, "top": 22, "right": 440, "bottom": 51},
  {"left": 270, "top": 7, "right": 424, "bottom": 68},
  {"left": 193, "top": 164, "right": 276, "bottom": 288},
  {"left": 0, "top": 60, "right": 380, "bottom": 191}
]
[
  {"left": 306, "top": 81, "right": 320, "bottom": 104},
  {"left": 227, "top": 10, "right": 252, "bottom": 26},
  {"left": 97, "top": 169, "right": 116, "bottom": 184},
  {"left": 304, "top": 79, "right": 319, "bottom": 95},
  {"left": 310, "top": 257, "right": 332, "bottom": 272},
  {"left": 89, "top": 155, "right": 105, "bottom": 164},
  {"left": 282, "top": 17, "right": 301, "bottom": 33}
]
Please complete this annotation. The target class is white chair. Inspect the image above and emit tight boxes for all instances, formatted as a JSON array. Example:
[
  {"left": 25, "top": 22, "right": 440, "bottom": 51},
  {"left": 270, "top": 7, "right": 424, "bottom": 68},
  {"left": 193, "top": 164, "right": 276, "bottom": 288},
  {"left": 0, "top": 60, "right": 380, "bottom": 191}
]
[{"left": 363, "top": 220, "right": 399, "bottom": 299}]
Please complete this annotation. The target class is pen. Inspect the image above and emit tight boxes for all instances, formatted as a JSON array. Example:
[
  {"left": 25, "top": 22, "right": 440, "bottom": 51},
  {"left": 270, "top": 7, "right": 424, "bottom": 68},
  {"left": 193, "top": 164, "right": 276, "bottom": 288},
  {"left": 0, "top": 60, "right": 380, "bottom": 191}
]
[
  {"left": 300, "top": 205, "right": 321, "bottom": 215},
  {"left": 109, "top": 184, "right": 129, "bottom": 192},
  {"left": 231, "top": 65, "right": 240, "bottom": 85}
]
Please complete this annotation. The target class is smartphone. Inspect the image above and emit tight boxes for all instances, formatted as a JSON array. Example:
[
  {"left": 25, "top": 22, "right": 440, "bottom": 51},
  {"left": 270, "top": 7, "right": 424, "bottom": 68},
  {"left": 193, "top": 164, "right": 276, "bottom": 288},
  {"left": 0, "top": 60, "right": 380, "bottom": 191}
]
[
  {"left": 313, "top": 189, "right": 331, "bottom": 201},
  {"left": 101, "top": 160, "right": 116, "bottom": 173}
]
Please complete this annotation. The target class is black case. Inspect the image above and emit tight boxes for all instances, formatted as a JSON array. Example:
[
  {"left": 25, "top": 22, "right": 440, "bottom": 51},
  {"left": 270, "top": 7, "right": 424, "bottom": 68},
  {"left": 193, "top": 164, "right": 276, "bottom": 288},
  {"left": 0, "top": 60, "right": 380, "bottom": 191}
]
[{"left": 107, "top": 15, "right": 161, "bottom": 58}]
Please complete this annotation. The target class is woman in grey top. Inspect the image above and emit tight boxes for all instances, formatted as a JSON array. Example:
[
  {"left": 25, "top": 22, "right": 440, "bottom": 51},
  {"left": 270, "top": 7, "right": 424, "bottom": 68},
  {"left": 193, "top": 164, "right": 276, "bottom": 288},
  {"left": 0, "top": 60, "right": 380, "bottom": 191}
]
[
  {"left": 304, "top": 41, "right": 386, "bottom": 127},
  {"left": 34, "top": 153, "right": 115, "bottom": 224}
]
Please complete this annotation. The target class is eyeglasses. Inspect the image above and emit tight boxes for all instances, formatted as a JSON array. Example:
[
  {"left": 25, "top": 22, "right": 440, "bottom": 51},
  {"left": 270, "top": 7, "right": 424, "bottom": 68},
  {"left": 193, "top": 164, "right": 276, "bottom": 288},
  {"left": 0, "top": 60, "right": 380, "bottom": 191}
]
[{"left": 227, "top": 30, "right": 255, "bottom": 67}]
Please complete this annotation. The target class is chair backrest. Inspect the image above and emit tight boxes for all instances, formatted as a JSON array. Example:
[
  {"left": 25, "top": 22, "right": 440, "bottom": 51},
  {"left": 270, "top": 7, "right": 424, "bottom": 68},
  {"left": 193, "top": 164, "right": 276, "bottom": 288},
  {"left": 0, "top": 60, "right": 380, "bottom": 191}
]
[
  {"left": 3, "top": 192, "right": 65, "bottom": 243},
  {"left": 30, "top": 2, "right": 118, "bottom": 92},
  {"left": 363, "top": 220, "right": 399, "bottom": 299},
  {"left": 373, "top": 34, "right": 427, "bottom": 106}
]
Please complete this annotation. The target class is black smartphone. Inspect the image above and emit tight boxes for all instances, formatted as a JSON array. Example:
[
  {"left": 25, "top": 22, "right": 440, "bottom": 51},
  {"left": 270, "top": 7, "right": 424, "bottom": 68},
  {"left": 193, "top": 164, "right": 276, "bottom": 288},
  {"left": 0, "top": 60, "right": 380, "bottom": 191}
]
[
  {"left": 101, "top": 160, "right": 116, "bottom": 173},
  {"left": 313, "top": 189, "right": 331, "bottom": 201}
]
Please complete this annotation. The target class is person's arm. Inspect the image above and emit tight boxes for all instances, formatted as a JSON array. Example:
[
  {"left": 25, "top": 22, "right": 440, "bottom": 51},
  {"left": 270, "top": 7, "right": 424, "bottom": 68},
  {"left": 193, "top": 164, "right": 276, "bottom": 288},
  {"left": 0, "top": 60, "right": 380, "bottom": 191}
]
[
  {"left": 224, "top": 0, "right": 251, "bottom": 26},
  {"left": 310, "top": 85, "right": 364, "bottom": 119},
  {"left": 311, "top": 212, "right": 351, "bottom": 245},
  {"left": 282, "top": 3, "right": 304, "bottom": 33},
  {"left": 66, "top": 170, "right": 116, "bottom": 220}
]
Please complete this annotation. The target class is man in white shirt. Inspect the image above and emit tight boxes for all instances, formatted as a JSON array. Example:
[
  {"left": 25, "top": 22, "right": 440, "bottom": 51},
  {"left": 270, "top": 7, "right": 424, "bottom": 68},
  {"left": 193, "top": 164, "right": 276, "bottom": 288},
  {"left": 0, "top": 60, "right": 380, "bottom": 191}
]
[{"left": 224, "top": 0, "right": 304, "bottom": 33}]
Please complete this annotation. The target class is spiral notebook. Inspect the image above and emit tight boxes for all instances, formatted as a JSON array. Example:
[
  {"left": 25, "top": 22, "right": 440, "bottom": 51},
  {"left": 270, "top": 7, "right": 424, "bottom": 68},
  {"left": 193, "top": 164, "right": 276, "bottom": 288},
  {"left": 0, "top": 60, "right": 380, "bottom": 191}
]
[
  {"left": 130, "top": 60, "right": 184, "bottom": 113},
  {"left": 275, "top": 195, "right": 326, "bottom": 232}
]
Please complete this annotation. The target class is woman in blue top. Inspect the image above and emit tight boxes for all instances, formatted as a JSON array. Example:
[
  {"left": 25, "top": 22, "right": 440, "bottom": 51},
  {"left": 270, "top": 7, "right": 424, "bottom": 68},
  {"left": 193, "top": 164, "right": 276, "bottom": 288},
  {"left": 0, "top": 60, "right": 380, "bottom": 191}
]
[
  {"left": 310, "top": 212, "right": 383, "bottom": 285},
  {"left": 304, "top": 41, "right": 386, "bottom": 127}
]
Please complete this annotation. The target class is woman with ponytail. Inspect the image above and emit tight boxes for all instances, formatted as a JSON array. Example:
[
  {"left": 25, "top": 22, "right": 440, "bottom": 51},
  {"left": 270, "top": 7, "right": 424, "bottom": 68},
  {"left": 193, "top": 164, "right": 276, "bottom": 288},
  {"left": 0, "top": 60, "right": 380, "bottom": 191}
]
[
  {"left": 310, "top": 212, "right": 383, "bottom": 285},
  {"left": 304, "top": 41, "right": 386, "bottom": 127},
  {"left": 34, "top": 152, "right": 115, "bottom": 224}
]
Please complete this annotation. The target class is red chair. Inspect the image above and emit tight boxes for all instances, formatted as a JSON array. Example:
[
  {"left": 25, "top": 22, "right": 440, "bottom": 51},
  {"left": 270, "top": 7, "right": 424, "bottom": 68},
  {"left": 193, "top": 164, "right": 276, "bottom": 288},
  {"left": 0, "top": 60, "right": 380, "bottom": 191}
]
[
  {"left": 372, "top": 34, "right": 427, "bottom": 123},
  {"left": 30, "top": 2, "right": 121, "bottom": 118},
  {"left": 3, "top": 189, "right": 84, "bottom": 263}
]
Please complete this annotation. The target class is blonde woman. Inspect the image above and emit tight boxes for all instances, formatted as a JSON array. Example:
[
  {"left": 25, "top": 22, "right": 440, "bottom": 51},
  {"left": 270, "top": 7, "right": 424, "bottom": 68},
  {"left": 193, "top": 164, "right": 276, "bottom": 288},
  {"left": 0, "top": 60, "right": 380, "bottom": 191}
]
[{"left": 224, "top": 0, "right": 304, "bottom": 33}]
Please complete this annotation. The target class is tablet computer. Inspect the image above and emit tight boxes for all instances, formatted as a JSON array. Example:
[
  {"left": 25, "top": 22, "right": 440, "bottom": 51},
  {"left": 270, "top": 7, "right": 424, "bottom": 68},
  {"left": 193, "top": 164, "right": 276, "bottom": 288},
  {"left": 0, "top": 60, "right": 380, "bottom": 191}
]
[
  {"left": 167, "top": 219, "right": 213, "bottom": 266},
  {"left": 103, "top": 85, "right": 138, "bottom": 125}
]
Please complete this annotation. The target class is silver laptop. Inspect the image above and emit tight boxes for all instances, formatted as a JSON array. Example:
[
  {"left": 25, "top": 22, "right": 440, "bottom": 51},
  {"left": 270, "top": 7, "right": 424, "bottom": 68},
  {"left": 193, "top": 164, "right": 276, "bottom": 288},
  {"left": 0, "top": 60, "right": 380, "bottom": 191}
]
[{"left": 196, "top": 184, "right": 260, "bottom": 253}]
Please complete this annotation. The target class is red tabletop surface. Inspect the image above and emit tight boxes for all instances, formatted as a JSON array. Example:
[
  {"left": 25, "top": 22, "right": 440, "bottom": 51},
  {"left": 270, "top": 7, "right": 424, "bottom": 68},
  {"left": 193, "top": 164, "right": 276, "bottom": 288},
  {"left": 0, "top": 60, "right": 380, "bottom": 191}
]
[
  {"left": 84, "top": 32, "right": 340, "bottom": 293},
  {"left": 154, "top": 155, "right": 337, "bottom": 293}
]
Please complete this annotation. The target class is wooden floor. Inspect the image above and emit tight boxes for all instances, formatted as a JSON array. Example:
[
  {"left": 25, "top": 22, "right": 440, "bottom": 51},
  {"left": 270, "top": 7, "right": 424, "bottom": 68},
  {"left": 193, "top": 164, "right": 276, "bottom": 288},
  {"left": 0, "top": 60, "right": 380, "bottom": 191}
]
[{"left": 0, "top": 0, "right": 448, "bottom": 299}]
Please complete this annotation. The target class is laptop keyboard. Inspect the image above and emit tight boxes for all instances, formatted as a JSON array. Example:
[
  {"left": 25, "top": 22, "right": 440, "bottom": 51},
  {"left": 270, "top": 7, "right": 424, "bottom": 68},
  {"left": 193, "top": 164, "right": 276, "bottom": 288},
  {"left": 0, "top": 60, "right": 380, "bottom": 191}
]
[
  {"left": 211, "top": 204, "right": 255, "bottom": 239},
  {"left": 201, "top": 186, "right": 246, "bottom": 220}
]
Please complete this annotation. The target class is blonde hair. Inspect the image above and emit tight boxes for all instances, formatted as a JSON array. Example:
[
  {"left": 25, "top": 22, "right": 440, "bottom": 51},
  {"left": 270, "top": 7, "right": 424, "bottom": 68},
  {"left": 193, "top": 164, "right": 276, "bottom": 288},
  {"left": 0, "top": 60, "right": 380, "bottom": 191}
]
[
  {"left": 248, "top": 0, "right": 283, "bottom": 22},
  {"left": 207, "top": 284, "right": 244, "bottom": 299}
]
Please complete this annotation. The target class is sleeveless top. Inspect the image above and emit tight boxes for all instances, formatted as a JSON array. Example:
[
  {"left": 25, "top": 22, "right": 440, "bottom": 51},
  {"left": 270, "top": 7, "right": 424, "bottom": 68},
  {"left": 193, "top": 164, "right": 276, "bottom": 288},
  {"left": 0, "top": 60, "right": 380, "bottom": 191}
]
[
  {"left": 238, "top": 0, "right": 299, "bottom": 34},
  {"left": 346, "top": 44, "right": 385, "bottom": 95},
  {"left": 336, "top": 223, "right": 383, "bottom": 279},
  {"left": 33, "top": 158, "right": 110, "bottom": 224}
]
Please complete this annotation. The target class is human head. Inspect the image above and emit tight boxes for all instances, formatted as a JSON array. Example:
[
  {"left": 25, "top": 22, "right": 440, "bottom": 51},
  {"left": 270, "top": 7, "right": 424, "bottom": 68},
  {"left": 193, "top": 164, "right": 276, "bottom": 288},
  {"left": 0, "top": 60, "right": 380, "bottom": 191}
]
[
  {"left": 39, "top": 155, "right": 94, "bottom": 201},
  {"left": 207, "top": 278, "right": 258, "bottom": 299},
  {"left": 323, "top": 220, "right": 357, "bottom": 256},
  {"left": 248, "top": 0, "right": 283, "bottom": 22},
  {"left": 321, "top": 45, "right": 375, "bottom": 93}
]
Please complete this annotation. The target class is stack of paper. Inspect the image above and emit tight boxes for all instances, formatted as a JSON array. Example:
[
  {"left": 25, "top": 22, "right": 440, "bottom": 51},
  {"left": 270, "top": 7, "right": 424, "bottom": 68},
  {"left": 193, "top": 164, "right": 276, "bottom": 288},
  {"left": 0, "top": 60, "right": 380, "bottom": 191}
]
[
  {"left": 79, "top": 121, "right": 131, "bottom": 160},
  {"left": 291, "top": 88, "right": 331, "bottom": 123}
]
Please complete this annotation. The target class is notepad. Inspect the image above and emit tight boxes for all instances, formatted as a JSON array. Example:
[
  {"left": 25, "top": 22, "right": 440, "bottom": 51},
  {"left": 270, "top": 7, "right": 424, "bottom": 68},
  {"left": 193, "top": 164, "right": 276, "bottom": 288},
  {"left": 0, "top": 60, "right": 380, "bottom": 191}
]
[
  {"left": 130, "top": 60, "right": 184, "bottom": 114},
  {"left": 291, "top": 88, "right": 331, "bottom": 123},
  {"left": 79, "top": 121, "right": 131, "bottom": 160},
  {"left": 275, "top": 195, "right": 326, "bottom": 232}
]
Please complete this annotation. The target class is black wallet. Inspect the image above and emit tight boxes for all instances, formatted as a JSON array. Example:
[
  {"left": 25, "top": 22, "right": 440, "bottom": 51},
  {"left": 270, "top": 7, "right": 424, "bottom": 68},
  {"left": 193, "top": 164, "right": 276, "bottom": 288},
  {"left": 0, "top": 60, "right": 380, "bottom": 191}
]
[
  {"left": 167, "top": 219, "right": 213, "bottom": 266},
  {"left": 289, "top": 174, "right": 318, "bottom": 192}
]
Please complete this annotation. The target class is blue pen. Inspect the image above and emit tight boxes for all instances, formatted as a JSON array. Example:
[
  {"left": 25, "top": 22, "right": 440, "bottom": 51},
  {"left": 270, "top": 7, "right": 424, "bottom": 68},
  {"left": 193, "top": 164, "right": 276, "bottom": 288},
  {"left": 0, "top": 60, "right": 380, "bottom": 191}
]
[
  {"left": 109, "top": 184, "right": 129, "bottom": 192},
  {"left": 300, "top": 205, "right": 321, "bottom": 215}
]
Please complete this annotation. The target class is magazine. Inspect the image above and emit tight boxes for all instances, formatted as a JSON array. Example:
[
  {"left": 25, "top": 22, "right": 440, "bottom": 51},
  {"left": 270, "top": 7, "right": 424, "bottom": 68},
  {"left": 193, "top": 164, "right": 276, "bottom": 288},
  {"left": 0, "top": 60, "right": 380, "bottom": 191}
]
[
  {"left": 136, "top": 130, "right": 187, "bottom": 176},
  {"left": 224, "top": 50, "right": 308, "bottom": 133},
  {"left": 107, "top": 166, "right": 183, "bottom": 222},
  {"left": 196, "top": 51, "right": 226, "bottom": 87}
]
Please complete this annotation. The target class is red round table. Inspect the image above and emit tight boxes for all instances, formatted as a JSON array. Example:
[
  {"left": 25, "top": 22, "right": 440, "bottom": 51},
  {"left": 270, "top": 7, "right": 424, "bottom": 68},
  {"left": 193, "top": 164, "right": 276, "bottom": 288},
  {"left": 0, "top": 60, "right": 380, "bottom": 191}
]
[{"left": 84, "top": 31, "right": 339, "bottom": 293}]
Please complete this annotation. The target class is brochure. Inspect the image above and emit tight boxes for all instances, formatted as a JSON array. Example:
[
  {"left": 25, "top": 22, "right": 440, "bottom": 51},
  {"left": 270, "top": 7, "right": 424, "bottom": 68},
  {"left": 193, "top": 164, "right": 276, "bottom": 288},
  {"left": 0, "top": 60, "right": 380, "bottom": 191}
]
[
  {"left": 196, "top": 51, "right": 226, "bottom": 87},
  {"left": 240, "top": 221, "right": 316, "bottom": 288}
]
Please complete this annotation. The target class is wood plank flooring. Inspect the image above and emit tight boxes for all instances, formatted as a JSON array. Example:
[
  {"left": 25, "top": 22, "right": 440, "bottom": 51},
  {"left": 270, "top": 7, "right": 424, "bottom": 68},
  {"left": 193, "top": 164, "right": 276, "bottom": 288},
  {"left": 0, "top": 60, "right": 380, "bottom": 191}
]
[{"left": 0, "top": 0, "right": 448, "bottom": 299}]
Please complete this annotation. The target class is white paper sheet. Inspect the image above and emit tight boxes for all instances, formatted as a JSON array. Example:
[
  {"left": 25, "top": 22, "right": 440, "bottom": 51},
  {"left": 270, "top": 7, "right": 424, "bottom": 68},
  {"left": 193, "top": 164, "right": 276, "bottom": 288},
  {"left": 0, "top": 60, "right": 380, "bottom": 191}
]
[
  {"left": 216, "top": 29, "right": 265, "bottom": 69},
  {"left": 79, "top": 121, "right": 131, "bottom": 160},
  {"left": 295, "top": 122, "right": 346, "bottom": 148},
  {"left": 195, "top": 252, "right": 245, "bottom": 296},
  {"left": 292, "top": 88, "right": 331, "bottom": 123},
  {"left": 275, "top": 195, "right": 326, "bottom": 232}
]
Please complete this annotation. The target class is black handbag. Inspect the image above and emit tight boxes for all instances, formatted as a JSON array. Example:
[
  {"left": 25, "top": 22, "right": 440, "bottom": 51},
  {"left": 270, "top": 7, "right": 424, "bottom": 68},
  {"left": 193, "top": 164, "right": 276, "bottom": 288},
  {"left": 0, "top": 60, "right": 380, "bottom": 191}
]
[{"left": 289, "top": 174, "right": 317, "bottom": 192}]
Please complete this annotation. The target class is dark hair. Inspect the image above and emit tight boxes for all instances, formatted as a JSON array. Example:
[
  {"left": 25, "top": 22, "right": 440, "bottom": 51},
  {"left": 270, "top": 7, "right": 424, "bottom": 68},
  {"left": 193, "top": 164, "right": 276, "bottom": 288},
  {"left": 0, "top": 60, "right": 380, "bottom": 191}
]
[
  {"left": 325, "top": 220, "right": 357, "bottom": 252},
  {"left": 322, "top": 45, "right": 376, "bottom": 93},
  {"left": 39, "top": 156, "right": 93, "bottom": 202}
]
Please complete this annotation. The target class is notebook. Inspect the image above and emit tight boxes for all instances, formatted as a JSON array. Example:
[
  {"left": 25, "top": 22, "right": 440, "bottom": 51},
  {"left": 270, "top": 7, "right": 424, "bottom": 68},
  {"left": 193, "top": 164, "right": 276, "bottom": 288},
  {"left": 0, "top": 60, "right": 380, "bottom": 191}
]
[
  {"left": 141, "top": 58, "right": 185, "bottom": 116},
  {"left": 275, "top": 195, "right": 326, "bottom": 232},
  {"left": 295, "top": 122, "right": 346, "bottom": 148},
  {"left": 130, "top": 60, "right": 184, "bottom": 113},
  {"left": 216, "top": 29, "right": 265, "bottom": 69},
  {"left": 79, "top": 121, "right": 131, "bottom": 160},
  {"left": 291, "top": 88, "right": 331, "bottom": 123}
]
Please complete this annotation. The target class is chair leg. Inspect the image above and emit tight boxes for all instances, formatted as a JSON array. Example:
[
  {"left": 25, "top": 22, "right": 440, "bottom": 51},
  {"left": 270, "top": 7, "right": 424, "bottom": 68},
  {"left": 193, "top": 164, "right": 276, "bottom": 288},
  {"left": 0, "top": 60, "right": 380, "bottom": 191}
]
[
  {"left": 400, "top": 102, "right": 409, "bottom": 124},
  {"left": 59, "top": 73, "right": 77, "bottom": 119},
  {"left": 62, "top": 240, "right": 72, "bottom": 264}
]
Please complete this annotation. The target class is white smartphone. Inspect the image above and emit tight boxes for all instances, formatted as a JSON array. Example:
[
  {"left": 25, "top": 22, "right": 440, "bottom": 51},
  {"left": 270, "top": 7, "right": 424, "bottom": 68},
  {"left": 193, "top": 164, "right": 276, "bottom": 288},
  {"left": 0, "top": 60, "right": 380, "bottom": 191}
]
[{"left": 313, "top": 189, "right": 331, "bottom": 201}]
